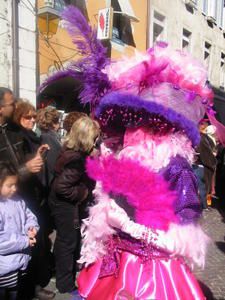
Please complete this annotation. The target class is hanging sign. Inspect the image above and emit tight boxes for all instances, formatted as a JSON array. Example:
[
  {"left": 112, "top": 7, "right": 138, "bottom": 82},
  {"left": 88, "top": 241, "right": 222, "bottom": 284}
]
[{"left": 97, "top": 7, "right": 113, "bottom": 40}]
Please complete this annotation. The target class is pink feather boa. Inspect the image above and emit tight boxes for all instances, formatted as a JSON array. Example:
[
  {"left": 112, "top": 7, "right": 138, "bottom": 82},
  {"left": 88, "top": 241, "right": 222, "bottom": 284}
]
[{"left": 86, "top": 155, "right": 177, "bottom": 231}]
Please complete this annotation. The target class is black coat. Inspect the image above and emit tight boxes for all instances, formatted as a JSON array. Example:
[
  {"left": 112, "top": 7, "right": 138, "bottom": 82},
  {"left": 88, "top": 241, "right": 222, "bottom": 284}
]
[
  {"left": 49, "top": 148, "right": 95, "bottom": 228},
  {"left": 216, "top": 144, "right": 225, "bottom": 203},
  {"left": 18, "top": 128, "right": 47, "bottom": 216},
  {"left": 195, "top": 133, "right": 217, "bottom": 194},
  {"left": 40, "top": 130, "right": 62, "bottom": 185},
  {"left": 0, "top": 122, "right": 26, "bottom": 172}
]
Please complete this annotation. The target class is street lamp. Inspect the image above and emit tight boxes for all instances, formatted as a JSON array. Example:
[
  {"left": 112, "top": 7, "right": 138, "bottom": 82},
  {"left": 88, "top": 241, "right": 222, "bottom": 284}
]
[
  {"left": 38, "top": 0, "right": 61, "bottom": 40},
  {"left": 37, "top": 0, "right": 64, "bottom": 70}
]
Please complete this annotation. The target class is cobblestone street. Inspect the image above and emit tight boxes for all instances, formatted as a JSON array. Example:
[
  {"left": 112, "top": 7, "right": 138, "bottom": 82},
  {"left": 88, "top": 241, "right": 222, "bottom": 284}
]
[
  {"left": 47, "top": 208, "right": 225, "bottom": 300},
  {"left": 194, "top": 208, "right": 225, "bottom": 300}
]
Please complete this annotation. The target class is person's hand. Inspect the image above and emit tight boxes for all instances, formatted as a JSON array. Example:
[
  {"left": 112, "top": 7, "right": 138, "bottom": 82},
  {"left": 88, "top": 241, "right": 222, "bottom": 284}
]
[
  {"left": 25, "top": 155, "right": 43, "bottom": 173},
  {"left": 37, "top": 144, "right": 50, "bottom": 157},
  {"left": 29, "top": 237, "right": 36, "bottom": 247},
  {"left": 28, "top": 227, "right": 37, "bottom": 239}
]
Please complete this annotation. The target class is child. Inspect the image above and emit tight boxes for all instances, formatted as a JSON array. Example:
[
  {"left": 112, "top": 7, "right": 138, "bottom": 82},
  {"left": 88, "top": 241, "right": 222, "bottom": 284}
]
[{"left": 0, "top": 162, "right": 39, "bottom": 300}]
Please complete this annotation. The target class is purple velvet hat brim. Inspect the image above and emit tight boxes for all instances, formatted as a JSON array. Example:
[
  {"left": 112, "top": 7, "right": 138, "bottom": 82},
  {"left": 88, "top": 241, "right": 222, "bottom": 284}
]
[{"left": 95, "top": 91, "right": 200, "bottom": 147}]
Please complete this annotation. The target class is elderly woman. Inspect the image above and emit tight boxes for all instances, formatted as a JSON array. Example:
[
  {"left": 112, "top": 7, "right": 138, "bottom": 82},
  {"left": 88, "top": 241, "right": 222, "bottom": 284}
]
[
  {"left": 49, "top": 115, "right": 100, "bottom": 295},
  {"left": 13, "top": 100, "right": 55, "bottom": 300},
  {"left": 36, "top": 107, "right": 62, "bottom": 185}
]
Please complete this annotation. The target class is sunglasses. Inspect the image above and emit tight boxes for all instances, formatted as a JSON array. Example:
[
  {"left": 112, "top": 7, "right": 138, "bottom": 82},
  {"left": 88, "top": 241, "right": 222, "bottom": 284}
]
[{"left": 22, "top": 115, "right": 37, "bottom": 120}]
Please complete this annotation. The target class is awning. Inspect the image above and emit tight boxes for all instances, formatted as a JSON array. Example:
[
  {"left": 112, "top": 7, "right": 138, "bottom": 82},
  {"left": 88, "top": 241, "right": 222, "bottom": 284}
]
[{"left": 117, "top": 0, "right": 139, "bottom": 22}]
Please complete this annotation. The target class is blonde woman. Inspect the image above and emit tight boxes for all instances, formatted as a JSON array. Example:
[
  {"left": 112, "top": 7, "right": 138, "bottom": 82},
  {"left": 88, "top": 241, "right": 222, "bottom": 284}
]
[{"left": 49, "top": 116, "right": 100, "bottom": 295}]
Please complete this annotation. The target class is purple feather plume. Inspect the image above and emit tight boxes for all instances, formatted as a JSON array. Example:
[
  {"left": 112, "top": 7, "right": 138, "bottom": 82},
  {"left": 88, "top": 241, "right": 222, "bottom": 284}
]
[
  {"left": 61, "top": 6, "right": 104, "bottom": 62},
  {"left": 39, "top": 6, "right": 110, "bottom": 106}
]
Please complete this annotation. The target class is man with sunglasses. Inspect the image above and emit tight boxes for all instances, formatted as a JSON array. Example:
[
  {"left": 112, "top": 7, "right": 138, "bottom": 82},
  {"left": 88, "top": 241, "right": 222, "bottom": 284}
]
[{"left": 0, "top": 87, "right": 45, "bottom": 176}]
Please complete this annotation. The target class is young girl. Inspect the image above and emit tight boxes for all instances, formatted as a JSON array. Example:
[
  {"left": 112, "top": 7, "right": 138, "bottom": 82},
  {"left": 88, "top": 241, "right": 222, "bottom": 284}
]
[{"left": 0, "top": 162, "right": 39, "bottom": 300}]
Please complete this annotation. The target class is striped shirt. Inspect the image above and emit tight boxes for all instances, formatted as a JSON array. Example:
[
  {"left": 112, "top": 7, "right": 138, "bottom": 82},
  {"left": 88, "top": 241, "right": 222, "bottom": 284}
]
[{"left": 0, "top": 270, "right": 26, "bottom": 288}]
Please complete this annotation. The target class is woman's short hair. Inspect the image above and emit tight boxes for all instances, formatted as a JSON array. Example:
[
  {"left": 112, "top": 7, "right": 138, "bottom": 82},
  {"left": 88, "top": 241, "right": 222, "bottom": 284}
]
[
  {"left": 36, "top": 107, "right": 60, "bottom": 131},
  {"left": 63, "top": 111, "right": 86, "bottom": 133},
  {"left": 65, "top": 116, "right": 100, "bottom": 153},
  {"left": 13, "top": 99, "right": 36, "bottom": 126}
]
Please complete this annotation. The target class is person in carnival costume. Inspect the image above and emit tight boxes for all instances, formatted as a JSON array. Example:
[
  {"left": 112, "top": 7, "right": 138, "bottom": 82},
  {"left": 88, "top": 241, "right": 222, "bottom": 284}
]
[{"left": 40, "top": 6, "right": 225, "bottom": 300}]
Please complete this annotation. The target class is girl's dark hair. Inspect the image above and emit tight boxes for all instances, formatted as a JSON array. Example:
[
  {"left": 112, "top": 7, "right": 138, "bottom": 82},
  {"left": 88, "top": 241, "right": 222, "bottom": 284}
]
[{"left": 0, "top": 162, "right": 18, "bottom": 184}]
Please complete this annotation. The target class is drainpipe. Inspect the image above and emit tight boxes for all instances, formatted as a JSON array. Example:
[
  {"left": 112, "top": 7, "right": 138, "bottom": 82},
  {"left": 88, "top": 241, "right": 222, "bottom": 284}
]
[
  {"left": 35, "top": 0, "right": 40, "bottom": 101},
  {"left": 12, "top": 0, "right": 19, "bottom": 97},
  {"left": 146, "top": 0, "right": 150, "bottom": 49}
]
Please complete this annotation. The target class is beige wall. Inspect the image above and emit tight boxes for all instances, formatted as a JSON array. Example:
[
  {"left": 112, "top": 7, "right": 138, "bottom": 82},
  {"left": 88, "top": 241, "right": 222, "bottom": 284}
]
[
  {"left": 149, "top": 0, "right": 225, "bottom": 89},
  {"left": 38, "top": 0, "right": 148, "bottom": 80}
]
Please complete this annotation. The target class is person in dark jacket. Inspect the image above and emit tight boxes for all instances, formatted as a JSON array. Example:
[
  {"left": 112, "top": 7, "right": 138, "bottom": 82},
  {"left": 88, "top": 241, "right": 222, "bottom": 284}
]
[
  {"left": 0, "top": 87, "right": 44, "bottom": 177},
  {"left": 13, "top": 100, "right": 55, "bottom": 300},
  {"left": 13, "top": 100, "right": 49, "bottom": 214},
  {"left": 49, "top": 115, "right": 100, "bottom": 294},
  {"left": 194, "top": 125, "right": 217, "bottom": 209},
  {"left": 36, "top": 107, "right": 62, "bottom": 185},
  {"left": 216, "top": 143, "right": 225, "bottom": 210}
]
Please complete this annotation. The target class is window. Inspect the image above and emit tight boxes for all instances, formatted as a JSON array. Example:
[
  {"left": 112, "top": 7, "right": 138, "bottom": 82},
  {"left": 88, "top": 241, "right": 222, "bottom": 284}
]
[
  {"left": 220, "top": 52, "right": 225, "bottom": 89},
  {"left": 203, "top": 0, "right": 224, "bottom": 27},
  {"left": 54, "top": 0, "right": 66, "bottom": 11},
  {"left": 152, "top": 11, "right": 166, "bottom": 44},
  {"left": 204, "top": 41, "right": 211, "bottom": 68},
  {"left": 111, "top": 0, "right": 136, "bottom": 46},
  {"left": 202, "top": 0, "right": 208, "bottom": 14},
  {"left": 202, "top": 0, "right": 218, "bottom": 20},
  {"left": 216, "top": 0, "right": 224, "bottom": 27},
  {"left": 182, "top": 28, "right": 192, "bottom": 51}
]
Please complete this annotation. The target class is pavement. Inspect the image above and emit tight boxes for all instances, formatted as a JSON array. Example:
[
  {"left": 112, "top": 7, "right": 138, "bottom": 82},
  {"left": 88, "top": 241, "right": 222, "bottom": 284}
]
[
  {"left": 44, "top": 208, "right": 225, "bottom": 300},
  {"left": 194, "top": 208, "right": 225, "bottom": 300}
]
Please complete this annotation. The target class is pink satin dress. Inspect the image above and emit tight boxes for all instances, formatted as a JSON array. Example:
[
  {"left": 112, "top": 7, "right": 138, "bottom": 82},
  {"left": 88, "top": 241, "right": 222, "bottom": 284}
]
[{"left": 77, "top": 236, "right": 205, "bottom": 300}]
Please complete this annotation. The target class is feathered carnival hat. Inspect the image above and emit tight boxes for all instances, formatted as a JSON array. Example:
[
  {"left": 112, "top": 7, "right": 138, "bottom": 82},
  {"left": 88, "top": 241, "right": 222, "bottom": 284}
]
[{"left": 40, "top": 6, "right": 216, "bottom": 147}]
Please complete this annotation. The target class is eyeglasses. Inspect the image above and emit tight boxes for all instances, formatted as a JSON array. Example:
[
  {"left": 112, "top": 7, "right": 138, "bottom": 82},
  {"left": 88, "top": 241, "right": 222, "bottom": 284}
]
[{"left": 22, "top": 115, "right": 37, "bottom": 120}]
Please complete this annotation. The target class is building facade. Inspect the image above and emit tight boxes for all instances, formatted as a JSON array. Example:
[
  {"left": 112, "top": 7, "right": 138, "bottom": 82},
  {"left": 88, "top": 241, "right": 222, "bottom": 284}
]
[
  {"left": 148, "top": 0, "right": 225, "bottom": 122},
  {"left": 0, "top": 0, "right": 37, "bottom": 105},
  {"left": 38, "top": 0, "right": 148, "bottom": 82},
  {"left": 1, "top": 1, "right": 222, "bottom": 113},
  {"left": 37, "top": 0, "right": 148, "bottom": 111}
]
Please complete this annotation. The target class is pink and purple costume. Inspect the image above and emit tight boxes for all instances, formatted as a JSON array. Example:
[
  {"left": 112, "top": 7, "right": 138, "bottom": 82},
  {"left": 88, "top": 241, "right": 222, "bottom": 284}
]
[{"left": 41, "top": 6, "right": 219, "bottom": 300}]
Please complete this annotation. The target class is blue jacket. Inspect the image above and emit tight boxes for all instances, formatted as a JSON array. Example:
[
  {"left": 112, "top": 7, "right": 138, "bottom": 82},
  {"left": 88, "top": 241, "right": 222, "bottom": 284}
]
[{"left": 0, "top": 196, "right": 39, "bottom": 276}]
